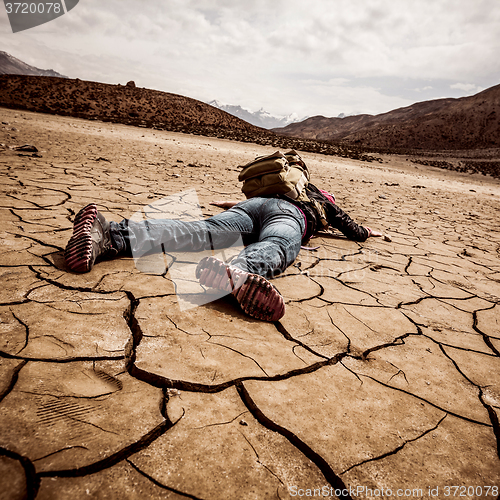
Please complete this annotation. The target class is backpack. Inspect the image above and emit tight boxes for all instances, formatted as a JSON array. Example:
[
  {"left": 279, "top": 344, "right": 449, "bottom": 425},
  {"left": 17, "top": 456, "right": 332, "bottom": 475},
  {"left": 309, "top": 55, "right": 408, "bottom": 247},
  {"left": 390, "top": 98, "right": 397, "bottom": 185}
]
[
  {"left": 238, "top": 150, "right": 331, "bottom": 234},
  {"left": 238, "top": 150, "right": 310, "bottom": 201}
]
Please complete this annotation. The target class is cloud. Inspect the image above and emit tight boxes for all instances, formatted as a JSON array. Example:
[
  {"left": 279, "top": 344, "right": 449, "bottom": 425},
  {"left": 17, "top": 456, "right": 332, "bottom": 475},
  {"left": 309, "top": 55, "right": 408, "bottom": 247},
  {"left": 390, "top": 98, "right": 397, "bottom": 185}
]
[
  {"left": 450, "top": 82, "right": 482, "bottom": 93},
  {"left": 1, "top": 0, "right": 499, "bottom": 116}
]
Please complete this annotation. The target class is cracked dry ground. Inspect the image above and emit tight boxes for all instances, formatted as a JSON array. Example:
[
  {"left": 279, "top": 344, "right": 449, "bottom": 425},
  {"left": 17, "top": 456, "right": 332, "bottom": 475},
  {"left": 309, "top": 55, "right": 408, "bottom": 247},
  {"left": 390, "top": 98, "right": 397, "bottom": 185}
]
[{"left": 1, "top": 109, "right": 500, "bottom": 500}]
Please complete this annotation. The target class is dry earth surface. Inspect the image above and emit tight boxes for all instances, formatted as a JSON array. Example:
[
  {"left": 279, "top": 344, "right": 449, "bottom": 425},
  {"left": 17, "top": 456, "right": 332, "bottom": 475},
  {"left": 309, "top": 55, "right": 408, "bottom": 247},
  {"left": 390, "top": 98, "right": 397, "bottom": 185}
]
[{"left": 1, "top": 108, "right": 500, "bottom": 500}]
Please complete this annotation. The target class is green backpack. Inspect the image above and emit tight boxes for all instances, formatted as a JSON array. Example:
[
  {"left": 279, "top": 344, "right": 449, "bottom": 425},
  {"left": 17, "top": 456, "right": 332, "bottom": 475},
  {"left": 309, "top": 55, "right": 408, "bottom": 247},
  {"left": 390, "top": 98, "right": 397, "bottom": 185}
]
[{"left": 238, "top": 150, "right": 310, "bottom": 201}]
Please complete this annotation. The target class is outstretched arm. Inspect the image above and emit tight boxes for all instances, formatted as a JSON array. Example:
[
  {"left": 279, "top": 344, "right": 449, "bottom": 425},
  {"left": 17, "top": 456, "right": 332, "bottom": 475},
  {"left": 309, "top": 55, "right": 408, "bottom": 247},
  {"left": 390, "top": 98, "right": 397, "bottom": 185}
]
[
  {"left": 324, "top": 202, "right": 371, "bottom": 241},
  {"left": 210, "top": 201, "right": 240, "bottom": 209},
  {"left": 324, "top": 204, "right": 386, "bottom": 241}
]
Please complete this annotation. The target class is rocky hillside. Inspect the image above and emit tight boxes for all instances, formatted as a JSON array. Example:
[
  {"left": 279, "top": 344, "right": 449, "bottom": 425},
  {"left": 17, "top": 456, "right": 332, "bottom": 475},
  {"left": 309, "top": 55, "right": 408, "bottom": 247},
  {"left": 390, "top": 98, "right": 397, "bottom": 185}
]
[
  {"left": 0, "top": 75, "right": 265, "bottom": 137},
  {"left": 275, "top": 84, "right": 500, "bottom": 151},
  {"left": 0, "top": 74, "right": 380, "bottom": 161},
  {"left": 0, "top": 51, "right": 67, "bottom": 78}
]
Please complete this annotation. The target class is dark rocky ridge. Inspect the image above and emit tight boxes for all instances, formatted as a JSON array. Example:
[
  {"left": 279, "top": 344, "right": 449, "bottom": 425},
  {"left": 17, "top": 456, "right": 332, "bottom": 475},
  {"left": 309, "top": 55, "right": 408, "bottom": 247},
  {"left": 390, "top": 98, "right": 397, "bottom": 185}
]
[{"left": 0, "top": 74, "right": 378, "bottom": 161}]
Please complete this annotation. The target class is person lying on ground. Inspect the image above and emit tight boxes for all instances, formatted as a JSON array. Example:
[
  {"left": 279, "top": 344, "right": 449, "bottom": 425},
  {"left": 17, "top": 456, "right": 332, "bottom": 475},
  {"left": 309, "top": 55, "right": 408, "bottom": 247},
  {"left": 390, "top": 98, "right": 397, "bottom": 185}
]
[{"left": 64, "top": 185, "right": 383, "bottom": 322}]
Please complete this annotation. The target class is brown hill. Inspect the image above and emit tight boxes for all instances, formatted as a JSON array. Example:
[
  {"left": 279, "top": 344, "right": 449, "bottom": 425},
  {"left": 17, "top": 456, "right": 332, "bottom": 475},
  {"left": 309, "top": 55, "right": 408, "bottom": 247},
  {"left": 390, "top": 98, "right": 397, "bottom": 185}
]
[
  {"left": 0, "top": 74, "right": 269, "bottom": 140},
  {"left": 274, "top": 85, "right": 500, "bottom": 151},
  {"left": 0, "top": 50, "right": 67, "bottom": 78},
  {"left": 0, "top": 74, "right": 380, "bottom": 161}
]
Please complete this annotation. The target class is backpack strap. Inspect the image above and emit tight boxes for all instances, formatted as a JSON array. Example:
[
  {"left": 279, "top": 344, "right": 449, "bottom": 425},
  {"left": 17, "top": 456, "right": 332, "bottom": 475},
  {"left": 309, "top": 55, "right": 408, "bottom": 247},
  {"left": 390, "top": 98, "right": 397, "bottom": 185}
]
[{"left": 309, "top": 198, "right": 329, "bottom": 229}]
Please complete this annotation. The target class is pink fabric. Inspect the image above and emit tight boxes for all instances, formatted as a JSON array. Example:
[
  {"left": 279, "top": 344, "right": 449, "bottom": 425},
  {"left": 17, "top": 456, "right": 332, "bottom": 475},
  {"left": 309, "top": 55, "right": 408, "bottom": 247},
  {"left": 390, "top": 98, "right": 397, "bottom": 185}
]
[{"left": 319, "top": 189, "right": 335, "bottom": 204}]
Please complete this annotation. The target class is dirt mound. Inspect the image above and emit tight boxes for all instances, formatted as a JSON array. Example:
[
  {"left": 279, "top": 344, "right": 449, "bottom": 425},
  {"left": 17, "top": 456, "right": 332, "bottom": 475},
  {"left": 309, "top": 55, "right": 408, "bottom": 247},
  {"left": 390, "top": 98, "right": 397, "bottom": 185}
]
[
  {"left": 0, "top": 74, "right": 267, "bottom": 139},
  {"left": 0, "top": 74, "right": 382, "bottom": 161}
]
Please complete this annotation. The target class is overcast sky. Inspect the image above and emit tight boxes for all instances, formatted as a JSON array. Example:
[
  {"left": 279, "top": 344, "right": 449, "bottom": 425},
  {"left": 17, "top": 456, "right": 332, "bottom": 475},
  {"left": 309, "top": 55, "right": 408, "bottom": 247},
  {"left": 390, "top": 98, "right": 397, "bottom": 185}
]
[{"left": 1, "top": 0, "right": 499, "bottom": 119}]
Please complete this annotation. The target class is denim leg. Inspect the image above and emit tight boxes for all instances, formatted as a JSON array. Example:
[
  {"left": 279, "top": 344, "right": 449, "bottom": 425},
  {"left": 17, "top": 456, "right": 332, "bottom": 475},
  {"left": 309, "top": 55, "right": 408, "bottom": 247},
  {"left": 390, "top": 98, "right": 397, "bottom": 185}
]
[
  {"left": 110, "top": 203, "right": 258, "bottom": 258},
  {"left": 109, "top": 197, "right": 305, "bottom": 279},
  {"left": 231, "top": 198, "right": 305, "bottom": 278}
]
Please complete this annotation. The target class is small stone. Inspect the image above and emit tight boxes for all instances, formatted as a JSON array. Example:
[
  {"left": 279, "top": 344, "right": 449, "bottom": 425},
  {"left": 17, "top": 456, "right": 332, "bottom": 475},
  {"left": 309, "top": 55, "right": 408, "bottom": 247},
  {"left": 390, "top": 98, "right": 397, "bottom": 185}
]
[
  {"left": 383, "top": 234, "right": 392, "bottom": 242},
  {"left": 15, "top": 144, "right": 37, "bottom": 152},
  {"left": 239, "top": 420, "right": 248, "bottom": 426}
]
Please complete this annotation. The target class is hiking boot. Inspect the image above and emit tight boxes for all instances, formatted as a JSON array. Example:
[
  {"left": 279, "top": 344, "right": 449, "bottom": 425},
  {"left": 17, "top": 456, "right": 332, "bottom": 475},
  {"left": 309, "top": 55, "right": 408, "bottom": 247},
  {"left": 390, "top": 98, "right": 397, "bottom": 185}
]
[
  {"left": 196, "top": 256, "right": 285, "bottom": 322},
  {"left": 64, "top": 203, "right": 118, "bottom": 273}
]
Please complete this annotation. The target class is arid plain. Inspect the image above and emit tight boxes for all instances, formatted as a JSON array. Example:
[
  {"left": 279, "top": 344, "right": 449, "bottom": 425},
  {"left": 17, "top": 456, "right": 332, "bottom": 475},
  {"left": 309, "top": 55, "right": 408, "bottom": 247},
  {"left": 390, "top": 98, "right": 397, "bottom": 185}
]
[{"left": 1, "top": 108, "right": 499, "bottom": 499}]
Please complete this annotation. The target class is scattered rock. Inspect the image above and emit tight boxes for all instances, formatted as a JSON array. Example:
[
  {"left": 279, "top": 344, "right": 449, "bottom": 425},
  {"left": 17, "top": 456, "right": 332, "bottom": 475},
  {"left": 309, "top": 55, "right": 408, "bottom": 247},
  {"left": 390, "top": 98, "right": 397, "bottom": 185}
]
[
  {"left": 126, "top": 80, "right": 136, "bottom": 88},
  {"left": 14, "top": 144, "right": 37, "bottom": 152}
]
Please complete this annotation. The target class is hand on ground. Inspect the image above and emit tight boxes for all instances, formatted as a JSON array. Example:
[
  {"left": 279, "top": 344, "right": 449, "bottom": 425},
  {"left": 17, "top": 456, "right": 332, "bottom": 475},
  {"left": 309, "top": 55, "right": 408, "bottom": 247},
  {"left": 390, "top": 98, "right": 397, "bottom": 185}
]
[
  {"left": 210, "top": 201, "right": 239, "bottom": 208},
  {"left": 367, "top": 228, "right": 392, "bottom": 241}
]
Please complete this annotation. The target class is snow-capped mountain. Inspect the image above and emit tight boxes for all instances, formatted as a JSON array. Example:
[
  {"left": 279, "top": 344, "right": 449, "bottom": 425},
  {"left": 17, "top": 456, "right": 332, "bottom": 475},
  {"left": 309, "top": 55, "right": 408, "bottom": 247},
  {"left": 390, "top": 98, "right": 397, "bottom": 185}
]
[
  {"left": 207, "top": 100, "right": 303, "bottom": 129},
  {"left": 0, "top": 50, "right": 67, "bottom": 78}
]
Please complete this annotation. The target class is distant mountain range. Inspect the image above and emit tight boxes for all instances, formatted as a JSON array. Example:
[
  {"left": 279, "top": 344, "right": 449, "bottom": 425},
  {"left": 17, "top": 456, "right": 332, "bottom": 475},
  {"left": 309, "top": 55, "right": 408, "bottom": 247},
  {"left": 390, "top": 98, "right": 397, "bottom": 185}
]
[
  {"left": 207, "top": 100, "right": 303, "bottom": 130},
  {"left": 274, "top": 84, "right": 500, "bottom": 150},
  {"left": 0, "top": 50, "right": 67, "bottom": 78}
]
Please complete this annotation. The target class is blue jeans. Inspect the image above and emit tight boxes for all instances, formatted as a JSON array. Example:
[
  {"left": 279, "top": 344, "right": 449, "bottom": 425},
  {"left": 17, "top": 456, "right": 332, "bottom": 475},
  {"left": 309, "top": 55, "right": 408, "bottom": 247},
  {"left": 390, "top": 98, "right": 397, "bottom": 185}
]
[{"left": 110, "top": 197, "right": 306, "bottom": 278}]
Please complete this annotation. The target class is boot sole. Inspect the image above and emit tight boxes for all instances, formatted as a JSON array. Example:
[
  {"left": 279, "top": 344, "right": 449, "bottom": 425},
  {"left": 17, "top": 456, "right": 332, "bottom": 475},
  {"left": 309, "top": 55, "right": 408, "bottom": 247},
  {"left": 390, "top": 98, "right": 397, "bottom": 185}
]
[
  {"left": 196, "top": 256, "right": 285, "bottom": 322},
  {"left": 64, "top": 204, "right": 97, "bottom": 273}
]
